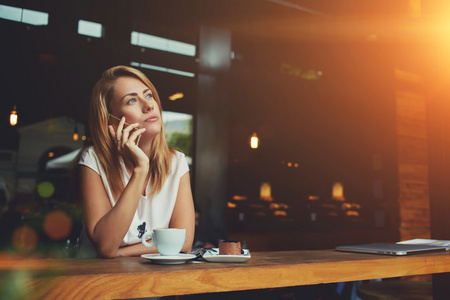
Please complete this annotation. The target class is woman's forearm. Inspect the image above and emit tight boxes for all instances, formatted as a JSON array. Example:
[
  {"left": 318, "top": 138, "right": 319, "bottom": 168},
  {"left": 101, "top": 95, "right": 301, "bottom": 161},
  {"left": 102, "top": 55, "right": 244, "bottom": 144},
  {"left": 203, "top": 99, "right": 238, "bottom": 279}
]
[
  {"left": 91, "top": 166, "right": 149, "bottom": 258},
  {"left": 117, "top": 242, "right": 158, "bottom": 257},
  {"left": 169, "top": 172, "right": 195, "bottom": 255}
]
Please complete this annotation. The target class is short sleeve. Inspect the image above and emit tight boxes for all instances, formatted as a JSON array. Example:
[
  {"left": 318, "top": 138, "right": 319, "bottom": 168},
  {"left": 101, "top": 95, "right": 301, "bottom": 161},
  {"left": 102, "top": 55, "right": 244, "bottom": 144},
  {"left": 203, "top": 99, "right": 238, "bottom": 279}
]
[
  {"left": 78, "top": 147, "right": 101, "bottom": 174},
  {"left": 175, "top": 151, "right": 190, "bottom": 177}
]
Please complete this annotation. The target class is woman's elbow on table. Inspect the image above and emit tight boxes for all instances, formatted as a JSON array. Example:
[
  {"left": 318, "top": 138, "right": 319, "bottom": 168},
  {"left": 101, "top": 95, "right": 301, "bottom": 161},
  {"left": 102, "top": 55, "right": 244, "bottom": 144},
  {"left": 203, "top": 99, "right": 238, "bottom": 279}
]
[
  {"left": 96, "top": 243, "right": 120, "bottom": 259},
  {"left": 182, "top": 243, "right": 192, "bottom": 254}
]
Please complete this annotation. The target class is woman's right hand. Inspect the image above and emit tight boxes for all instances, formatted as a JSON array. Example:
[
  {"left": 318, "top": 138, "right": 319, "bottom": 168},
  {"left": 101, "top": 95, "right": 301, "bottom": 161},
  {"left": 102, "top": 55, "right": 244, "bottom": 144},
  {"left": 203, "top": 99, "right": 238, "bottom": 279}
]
[{"left": 108, "top": 117, "right": 148, "bottom": 169}]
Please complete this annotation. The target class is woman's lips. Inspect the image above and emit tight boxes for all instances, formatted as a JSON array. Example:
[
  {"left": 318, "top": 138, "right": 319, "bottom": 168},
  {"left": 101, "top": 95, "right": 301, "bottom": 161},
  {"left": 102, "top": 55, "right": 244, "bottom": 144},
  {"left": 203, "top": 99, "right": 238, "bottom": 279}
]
[{"left": 145, "top": 116, "right": 158, "bottom": 122}]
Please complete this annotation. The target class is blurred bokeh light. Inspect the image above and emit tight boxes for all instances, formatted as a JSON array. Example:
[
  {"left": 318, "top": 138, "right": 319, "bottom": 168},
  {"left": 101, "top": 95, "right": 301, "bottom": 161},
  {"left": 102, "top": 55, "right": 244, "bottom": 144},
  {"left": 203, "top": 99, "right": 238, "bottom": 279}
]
[
  {"left": 12, "top": 226, "right": 38, "bottom": 254},
  {"left": 43, "top": 210, "right": 73, "bottom": 241},
  {"left": 37, "top": 181, "right": 55, "bottom": 199}
]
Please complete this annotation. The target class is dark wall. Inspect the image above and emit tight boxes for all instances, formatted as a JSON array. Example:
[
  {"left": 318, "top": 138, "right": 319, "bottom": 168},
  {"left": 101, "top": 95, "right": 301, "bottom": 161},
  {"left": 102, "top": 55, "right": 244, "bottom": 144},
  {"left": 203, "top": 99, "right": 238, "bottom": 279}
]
[{"left": 227, "top": 36, "right": 398, "bottom": 211}]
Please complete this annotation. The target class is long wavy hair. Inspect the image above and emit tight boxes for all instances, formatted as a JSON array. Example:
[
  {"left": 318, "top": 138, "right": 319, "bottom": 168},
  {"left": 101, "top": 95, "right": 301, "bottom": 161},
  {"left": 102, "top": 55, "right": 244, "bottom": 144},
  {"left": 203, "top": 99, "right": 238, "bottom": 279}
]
[{"left": 88, "top": 65, "right": 174, "bottom": 200}]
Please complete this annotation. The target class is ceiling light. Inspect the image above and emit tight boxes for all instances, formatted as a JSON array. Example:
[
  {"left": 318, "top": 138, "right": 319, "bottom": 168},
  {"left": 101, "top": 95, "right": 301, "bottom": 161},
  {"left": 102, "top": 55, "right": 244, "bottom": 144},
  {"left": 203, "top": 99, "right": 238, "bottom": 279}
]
[
  {"left": 73, "top": 125, "right": 79, "bottom": 141},
  {"left": 169, "top": 92, "right": 184, "bottom": 101},
  {"left": 250, "top": 132, "right": 259, "bottom": 149},
  {"left": 10, "top": 105, "right": 18, "bottom": 126}
]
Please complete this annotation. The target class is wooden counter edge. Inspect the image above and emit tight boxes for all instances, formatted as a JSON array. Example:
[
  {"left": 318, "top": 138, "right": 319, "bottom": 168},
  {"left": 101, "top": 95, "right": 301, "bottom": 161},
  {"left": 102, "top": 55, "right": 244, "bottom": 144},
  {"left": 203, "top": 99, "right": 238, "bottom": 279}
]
[{"left": 26, "top": 252, "right": 450, "bottom": 299}]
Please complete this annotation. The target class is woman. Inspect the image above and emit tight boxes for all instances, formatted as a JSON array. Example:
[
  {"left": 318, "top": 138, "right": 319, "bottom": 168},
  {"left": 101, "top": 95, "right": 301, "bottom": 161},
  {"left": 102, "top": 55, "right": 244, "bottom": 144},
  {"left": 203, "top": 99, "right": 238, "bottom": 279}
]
[{"left": 77, "top": 65, "right": 195, "bottom": 258}]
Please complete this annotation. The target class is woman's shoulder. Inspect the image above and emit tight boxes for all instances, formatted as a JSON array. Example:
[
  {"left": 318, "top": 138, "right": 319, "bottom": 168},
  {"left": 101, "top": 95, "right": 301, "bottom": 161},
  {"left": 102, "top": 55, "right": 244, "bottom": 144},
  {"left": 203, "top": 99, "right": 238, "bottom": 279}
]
[
  {"left": 80, "top": 146, "right": 96, "bottom": 158},
  {"left": 172, "top": 150, "right": 189, "bottom": 163},
  {"left": 171, "top": 150, "right": 190, "bottom": 172},
  {"left": 78, "top": 146, "right": 103, "bottom": 174},
  {"left": 173, "top": 149, "right": 185, "bottom": 159},
  {"left": 79, "top": 146, "right": 99, "bottom": 165}
]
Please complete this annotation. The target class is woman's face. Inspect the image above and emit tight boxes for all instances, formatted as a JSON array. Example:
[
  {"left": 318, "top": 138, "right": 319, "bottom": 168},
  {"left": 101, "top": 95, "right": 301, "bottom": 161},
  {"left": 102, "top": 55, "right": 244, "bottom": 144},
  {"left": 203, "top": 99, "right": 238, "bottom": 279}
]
[{"left": 109, "top": 76, "right": 162, "bottom": 140}]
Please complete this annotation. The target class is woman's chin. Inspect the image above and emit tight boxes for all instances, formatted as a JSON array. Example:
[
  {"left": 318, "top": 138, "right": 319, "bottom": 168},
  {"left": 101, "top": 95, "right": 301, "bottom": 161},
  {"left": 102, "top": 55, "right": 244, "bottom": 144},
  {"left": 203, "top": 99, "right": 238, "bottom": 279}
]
[{"left": 139, "top": 129, "right": 161, "bottom": 143}]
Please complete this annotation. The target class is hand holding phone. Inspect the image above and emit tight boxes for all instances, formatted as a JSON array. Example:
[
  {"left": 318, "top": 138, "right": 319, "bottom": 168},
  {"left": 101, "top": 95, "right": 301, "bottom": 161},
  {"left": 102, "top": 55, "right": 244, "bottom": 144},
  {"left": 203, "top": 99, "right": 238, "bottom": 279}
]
[{"left": 108, "top": 114, "right": 142, "bottom": 145}]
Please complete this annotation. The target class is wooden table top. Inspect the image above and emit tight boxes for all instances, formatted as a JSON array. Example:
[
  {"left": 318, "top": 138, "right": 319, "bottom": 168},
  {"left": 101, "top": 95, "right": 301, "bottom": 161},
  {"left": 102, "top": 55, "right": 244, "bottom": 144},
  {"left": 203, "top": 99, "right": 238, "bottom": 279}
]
[{"left": 3, "top": 249, "right": 450, "bottom": 299}]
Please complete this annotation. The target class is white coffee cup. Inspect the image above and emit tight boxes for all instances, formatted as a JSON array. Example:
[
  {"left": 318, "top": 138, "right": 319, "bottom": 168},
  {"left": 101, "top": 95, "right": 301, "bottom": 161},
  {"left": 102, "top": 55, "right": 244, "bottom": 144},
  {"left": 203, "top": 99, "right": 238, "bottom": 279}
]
[{"left": 141, "top": 228, "right": 186, "bottom": 256}]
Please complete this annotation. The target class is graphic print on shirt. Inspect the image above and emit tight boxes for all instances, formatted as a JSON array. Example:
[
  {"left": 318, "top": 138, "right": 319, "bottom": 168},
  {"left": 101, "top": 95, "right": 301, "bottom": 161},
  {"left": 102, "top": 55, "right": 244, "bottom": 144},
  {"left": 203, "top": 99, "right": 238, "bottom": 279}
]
[{"left": 137, "top": 222, "right": 147, "bottom": 239}]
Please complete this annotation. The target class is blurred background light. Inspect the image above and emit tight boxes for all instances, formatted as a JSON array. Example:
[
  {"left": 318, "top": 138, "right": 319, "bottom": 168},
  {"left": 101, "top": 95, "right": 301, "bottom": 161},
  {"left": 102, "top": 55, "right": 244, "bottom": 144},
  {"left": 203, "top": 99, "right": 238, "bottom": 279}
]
[
  {"left": 12, "top": 226, "right": 38, "bottom": 254},
  {"left": 37, "top": 181, "right": 55, "bottom": 198},
  {"left": 43, "top": 210, "right": 73, "bottom": 241}
]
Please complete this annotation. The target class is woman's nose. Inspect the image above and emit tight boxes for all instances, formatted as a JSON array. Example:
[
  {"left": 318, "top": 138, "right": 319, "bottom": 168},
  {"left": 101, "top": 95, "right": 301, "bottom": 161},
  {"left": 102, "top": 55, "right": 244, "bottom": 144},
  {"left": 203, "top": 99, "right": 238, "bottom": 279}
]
[{"left": 144, "top": 103, "right": 154, "bottom": 112}]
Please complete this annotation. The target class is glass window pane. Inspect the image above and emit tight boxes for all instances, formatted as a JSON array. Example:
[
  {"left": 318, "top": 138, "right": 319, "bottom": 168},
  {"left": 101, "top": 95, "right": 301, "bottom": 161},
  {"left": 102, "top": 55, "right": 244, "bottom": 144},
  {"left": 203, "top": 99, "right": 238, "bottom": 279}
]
[
  {"left": 139, "top": 63, "right": 167, "bottom": 72},
  {"left": 162, "top": 111, "right": 193, "bottom": 160},
  {"left": 136, "top": 33, "right": 167, "bottom": 51},
  {"left": 22, "top": 9, "right": 48, "bottom": 25},
  {"left": 167, "top": 68, "right": 195, "bottom": 77},
  {"left": 130, "top": 31, "right": 139, "bottom": 45},
  {"left": 130, "top": 31, "right": 196, "bottom": 56},
  {"left": 78, "top": 20, "right": 103, "bottom": 38},
  {"left": 0, "top": 4, "right": 22, "bottom": 22},
  {"left": 168, "top": 40, "right": 196, "bottom": 56}
]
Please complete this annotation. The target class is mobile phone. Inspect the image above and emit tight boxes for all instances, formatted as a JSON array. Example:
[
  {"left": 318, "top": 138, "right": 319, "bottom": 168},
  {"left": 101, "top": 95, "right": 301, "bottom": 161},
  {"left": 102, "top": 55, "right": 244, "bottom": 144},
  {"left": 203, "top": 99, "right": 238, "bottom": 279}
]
[{"left": 108, "top": 114, "right": 141, "bottom": 144}]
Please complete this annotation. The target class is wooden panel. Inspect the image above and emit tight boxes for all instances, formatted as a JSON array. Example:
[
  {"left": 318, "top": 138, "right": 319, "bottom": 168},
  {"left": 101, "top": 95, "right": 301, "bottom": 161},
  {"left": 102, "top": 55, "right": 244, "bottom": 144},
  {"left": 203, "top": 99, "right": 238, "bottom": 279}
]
[
  {"left": 399, "top": 207, "right": 430, "bottom": 222},
  {"left": 398, "top": 180, "right": 429, "bottom": 205},
  {"left": 397, "top": 137, "right": 428, "bottom": 164},
  {"left": 399, "top": 228, "right": 431, "bottom": 242},
  {"left": 395, "top": 70, "right": 430, "bottom": 241},
  {"left": 397, "top": 165, "right": 428, "bottom": 181},
  {"left": 395, "top": 90, "right": 426, "bottom": 120},
  {"left": 396, "top": 118, "right": 427, "bottom": 139},
  {"left": 426, "top": 55, "right": 450, "bottom": 298}
]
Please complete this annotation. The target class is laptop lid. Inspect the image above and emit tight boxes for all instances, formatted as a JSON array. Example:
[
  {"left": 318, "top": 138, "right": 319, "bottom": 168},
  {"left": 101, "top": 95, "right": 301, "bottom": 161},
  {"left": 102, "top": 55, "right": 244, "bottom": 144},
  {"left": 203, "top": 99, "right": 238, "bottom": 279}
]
[{"left": 335, "top": 243, "right": 447, "bottom": 256}]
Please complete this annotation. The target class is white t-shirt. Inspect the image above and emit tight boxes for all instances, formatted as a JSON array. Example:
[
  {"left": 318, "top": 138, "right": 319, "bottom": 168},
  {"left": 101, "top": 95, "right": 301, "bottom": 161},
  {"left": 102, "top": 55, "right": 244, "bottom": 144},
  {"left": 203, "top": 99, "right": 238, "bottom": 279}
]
[{"left": 77, "top": 146, "right": 189, "bottom": 258}]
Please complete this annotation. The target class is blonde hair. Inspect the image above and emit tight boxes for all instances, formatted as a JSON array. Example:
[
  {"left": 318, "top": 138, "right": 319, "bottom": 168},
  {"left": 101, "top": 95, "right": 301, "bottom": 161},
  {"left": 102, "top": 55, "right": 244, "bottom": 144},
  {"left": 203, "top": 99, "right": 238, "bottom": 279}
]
[{"left": 89, "top": 65, "right": 174, "bottom": 199}]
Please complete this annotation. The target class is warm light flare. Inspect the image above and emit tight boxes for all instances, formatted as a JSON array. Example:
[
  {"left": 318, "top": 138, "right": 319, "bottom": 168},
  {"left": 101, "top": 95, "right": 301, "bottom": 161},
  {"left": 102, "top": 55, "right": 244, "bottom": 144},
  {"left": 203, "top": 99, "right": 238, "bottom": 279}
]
[
  {"left": 269, "top": 203, "right": 289, "bottom": 210},
  {"left": 408, "top": 0, "right": 421, "bottom": 18},
  {"left": 346, "top": 211, "right": 360, "bottom": 217},
  {"left": 273, "top": 210, "right": 287, "bottom": 217},
  {"left": 12, "top": 226, "right": 38, "bottom": 254},
  {"left": 332, "top": 182, "right": 345, "bottom": 201},
  {"left": 229, "top": 13, "right": 450, "bottom": 46},
  {"left": 250, "top": 132, "right": 259, "bottom": 149},
  {"left": 10, "top": 106, "right": 18, "bottom": 126},
  {"left": 232, "top": 195, "right": 248, "bottom": 201},
  {"left": 73, "top": 125, "right": 79, "bottom": 141},
  {"left": 43, "top": 210, "right": 73, "bottom": 240},
  {"left": 169, "top": 92, "right": 184, "bottom": 101},
  {"left": 227, "top": 202, "right": 237, "bottom": 208},
  {"left": 260, "top": 182, "right": 273, "bottom": 201}
]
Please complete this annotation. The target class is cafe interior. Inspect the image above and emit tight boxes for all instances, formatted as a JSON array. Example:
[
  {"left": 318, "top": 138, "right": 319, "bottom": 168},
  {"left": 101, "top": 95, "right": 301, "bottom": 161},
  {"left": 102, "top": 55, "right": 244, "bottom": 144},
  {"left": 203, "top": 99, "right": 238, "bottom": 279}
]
[{"left": 2, "top": 0, "right": 450, "bottom": 299}]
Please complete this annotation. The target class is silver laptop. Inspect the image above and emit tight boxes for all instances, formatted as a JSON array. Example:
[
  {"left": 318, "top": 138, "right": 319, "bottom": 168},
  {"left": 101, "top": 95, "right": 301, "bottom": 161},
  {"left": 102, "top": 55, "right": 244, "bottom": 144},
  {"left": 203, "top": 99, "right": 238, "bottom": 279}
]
[{"left": 335, "top": 243, "right": 447, "bottom": 256}]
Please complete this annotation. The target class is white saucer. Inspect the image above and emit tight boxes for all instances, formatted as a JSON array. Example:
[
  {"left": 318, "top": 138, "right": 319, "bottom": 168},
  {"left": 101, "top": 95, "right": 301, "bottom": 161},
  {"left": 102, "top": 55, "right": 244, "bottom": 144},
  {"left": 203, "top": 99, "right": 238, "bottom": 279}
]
[
  {"left": 141, "top": 253, "right": 196, "bottom": 264},
  {"left": 202, "top": 248, "right": 251, "bottom": 263}
]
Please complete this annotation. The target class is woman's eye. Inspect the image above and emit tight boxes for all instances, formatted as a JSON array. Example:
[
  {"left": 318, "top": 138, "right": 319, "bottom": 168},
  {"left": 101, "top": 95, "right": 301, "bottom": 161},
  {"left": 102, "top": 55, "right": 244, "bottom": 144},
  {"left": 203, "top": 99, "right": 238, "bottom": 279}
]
[
  {"left": 127, "top": 98, "right": 137, "bottom": 104},
  {"left": 146, "top": 93, "right": 153, "bottom": 99}
]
